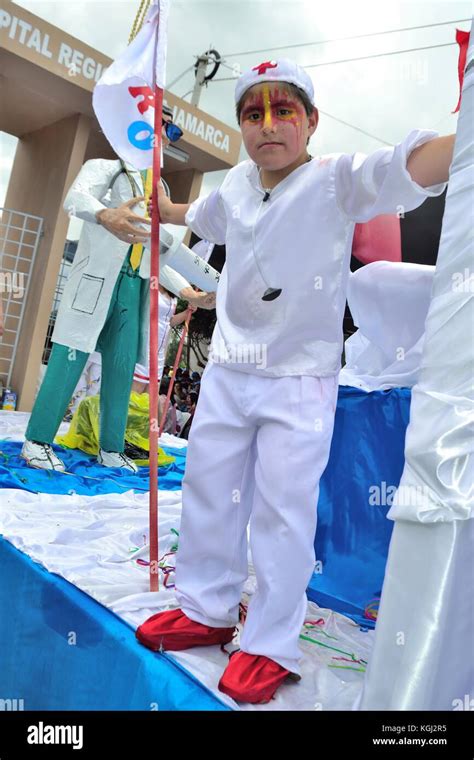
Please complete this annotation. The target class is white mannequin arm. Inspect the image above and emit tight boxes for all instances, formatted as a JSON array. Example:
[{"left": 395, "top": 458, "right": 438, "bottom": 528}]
[
  {"left": 63, "top": 159, "right": 120, "bottom": 224},
  {"left": 159, "top": 227, "right": 220, "bottom": 293}
]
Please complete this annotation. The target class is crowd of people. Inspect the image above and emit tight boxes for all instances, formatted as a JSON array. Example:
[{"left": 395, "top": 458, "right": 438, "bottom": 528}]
[{"left": 159, "top": 366, "right": 202, "bottom": 439}]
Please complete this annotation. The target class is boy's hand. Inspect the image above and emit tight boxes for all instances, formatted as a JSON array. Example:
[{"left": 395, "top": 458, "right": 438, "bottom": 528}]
[
  {"left": 96, "top": 197, "right": 151, "bottom": 243},
  {"left": 148, "top": 182, "right": 174, "bottom": 223},
  {"left": 148, "top": 182, "right": 191, "bottom": 226}
]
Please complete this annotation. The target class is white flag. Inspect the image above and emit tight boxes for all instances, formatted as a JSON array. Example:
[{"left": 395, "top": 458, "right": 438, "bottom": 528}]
[{"left": 93, "top": 0, "right": 170, "bottom": 170}]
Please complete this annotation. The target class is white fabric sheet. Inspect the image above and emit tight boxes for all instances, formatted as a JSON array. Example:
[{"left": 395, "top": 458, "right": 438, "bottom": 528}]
[
  {"left": 0, "top": 414, "right": 371, "bottom": 711},
  {"left": 339, "top": 261, "right": 435, "bottom": 391},
  {"left": 0, "top": 487, "right": 372, "bottom": 711}
]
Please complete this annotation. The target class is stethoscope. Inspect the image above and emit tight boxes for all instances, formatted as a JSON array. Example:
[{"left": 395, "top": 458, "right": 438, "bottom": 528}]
[
  {"left": 255, "top": 154, "right": 313, "bottom": 301},
  {"left": 252, "top": 177, "right": 281, "bottom": 301},
  {"left": 108, "top": 161, "right": 171, "bottom": 200}
]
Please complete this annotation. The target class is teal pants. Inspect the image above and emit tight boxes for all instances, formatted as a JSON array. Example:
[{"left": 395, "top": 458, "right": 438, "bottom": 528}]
[{"left": 26, "top": 256, "right": 143, "bottom": 452}]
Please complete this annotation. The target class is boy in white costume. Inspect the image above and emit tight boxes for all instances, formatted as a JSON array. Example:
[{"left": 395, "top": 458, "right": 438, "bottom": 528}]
[{"left": 136, "top": 59, "right": 454, "bottom": 703}]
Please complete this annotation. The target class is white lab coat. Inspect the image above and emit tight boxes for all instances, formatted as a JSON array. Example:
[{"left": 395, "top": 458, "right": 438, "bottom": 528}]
[{"left": 53, "top": 159, "right": 219, "bottom": 364}]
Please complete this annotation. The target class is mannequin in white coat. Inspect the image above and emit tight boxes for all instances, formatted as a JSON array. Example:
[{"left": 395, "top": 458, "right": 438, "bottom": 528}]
[{"left": 22, "top": 114, "right": 219, "bottom": 473}]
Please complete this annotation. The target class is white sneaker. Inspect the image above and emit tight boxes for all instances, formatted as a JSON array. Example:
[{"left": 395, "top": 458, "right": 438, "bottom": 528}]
[
  {"left": 97, "top": 448, "right": 138, "bottom": 472},
  {"left": 21, "top": 440, "right": 66, "bottom": 472}
]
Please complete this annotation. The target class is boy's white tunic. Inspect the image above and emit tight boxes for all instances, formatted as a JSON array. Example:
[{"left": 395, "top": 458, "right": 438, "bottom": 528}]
[
  {"left": 176, "top": 130, "right": 446, "bottom": 675},
  {"left": 187, "top": 129, "right": 445, "bottom": 377}
]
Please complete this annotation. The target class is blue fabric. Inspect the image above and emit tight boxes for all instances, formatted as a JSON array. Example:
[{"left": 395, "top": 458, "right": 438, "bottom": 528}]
[
  {"left": 2, "top": 387, "right": 410, "bottom": 630},
  {"left": 0, "top": 443, "right": 186, "bottom": 495},
  {"left": 0, "top": 537, "right": 229, "bottom": 710},
  {"left": 308, "top": 386, "right": 411, "bottom": 627}
]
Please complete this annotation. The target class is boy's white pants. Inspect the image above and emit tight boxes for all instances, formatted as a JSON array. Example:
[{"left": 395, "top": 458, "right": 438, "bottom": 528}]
[{"left": 175, "top": 362, "right": 338, "bottom": 674}]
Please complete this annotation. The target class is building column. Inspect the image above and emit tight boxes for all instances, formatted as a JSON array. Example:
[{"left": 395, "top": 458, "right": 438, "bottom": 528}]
[{"left": 4, "top": 112, "right": 91, "bottom": 411}]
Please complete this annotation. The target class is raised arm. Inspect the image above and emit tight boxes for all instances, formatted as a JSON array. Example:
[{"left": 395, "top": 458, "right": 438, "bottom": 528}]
[
  {"left": 152, "top": 183, "right": 227, "bottom": 244},
  {"left": 156, "top": 183, "right": 191, "bottom": 225},
  {"left": 335, "top": 129, "right": 449, "bottom": 222},
  {"left": 406, "top": 134, "right": 455, "bottom": 187}
]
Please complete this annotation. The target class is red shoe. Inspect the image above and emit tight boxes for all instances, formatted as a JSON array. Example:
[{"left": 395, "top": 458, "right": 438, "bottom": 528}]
[
  {"left": 218, "top": 651, "right": 299, "bottom": 704},
  {"left": 136, "top": 608, "right": 236, "bottom": 651}
]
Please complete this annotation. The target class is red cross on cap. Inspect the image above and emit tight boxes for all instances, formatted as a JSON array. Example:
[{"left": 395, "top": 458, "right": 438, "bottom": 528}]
[{"left": 252, "top": 61, "right": 278, "bottom": 75}]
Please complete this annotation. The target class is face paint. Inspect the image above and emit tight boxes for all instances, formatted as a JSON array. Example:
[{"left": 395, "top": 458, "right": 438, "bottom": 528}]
[
  {"left": 240, "top": 82, "right": 314, "bottom": 172},
  {"left": 241, "top": 91, "right": 265, "bottom": 123},
  {"left": 241, "top": 83, "right": 304, "bottom": 131},
  {"left": 262, "top": 84, "right": 273, "bottom": 130}
]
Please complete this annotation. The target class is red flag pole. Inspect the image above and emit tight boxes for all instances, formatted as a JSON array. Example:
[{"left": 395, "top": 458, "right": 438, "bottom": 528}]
[
  {"left": 149, "top": 76, "right": 163, "bottom": 593},
  {"left": 158, "top": 307, "right": 192, "bottom": 437}
]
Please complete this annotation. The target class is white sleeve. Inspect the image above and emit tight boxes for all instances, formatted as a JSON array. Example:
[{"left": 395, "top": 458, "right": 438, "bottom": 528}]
[
  {"left": 63, "top": 159, "right": 119, "bottom": 224},
  {"left": 159, "top": 264, "right": 190, "bottom": 297},
  {"left": 335, "top": 129, "right": 447, "bottom": 222},
  {"left": 185, "top": 188, "right": 227, "bottom": 244}
]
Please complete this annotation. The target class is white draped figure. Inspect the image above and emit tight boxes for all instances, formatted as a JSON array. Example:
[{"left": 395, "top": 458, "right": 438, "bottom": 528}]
[{"left": 360, "top": 27, "right": 474, "bottom": 711}]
